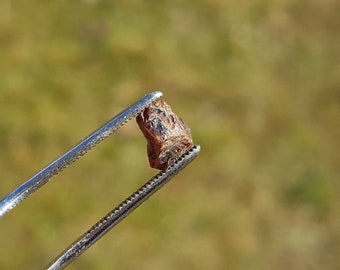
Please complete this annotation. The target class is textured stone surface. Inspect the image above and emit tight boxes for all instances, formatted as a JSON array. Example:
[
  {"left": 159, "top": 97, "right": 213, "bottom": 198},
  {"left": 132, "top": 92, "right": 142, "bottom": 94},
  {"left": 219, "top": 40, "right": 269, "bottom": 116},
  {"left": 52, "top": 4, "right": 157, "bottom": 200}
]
[{"left": 137, "top": 100, "right": 194, "bottom": 170}]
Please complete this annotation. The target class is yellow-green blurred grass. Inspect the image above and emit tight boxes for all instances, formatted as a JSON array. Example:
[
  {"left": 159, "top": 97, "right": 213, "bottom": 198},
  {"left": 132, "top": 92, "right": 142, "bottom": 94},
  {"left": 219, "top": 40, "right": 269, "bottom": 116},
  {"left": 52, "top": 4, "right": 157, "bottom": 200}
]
[{"left": 0, "top": 0, "right": 339, "bottom": 269}]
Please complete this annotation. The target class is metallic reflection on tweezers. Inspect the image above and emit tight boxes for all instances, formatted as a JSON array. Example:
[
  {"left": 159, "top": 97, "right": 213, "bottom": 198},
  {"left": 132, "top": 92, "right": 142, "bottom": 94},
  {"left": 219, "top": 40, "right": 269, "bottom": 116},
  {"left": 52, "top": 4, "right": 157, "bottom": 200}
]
[
  {"left": 0, "top": 92, "right": 162, "bottom": 217},
  {"left": 47, "top": 145, "right": 200, "bottom": 270},
  {"left": 0, "top": 91, "right": 200, "bottom": 269}
]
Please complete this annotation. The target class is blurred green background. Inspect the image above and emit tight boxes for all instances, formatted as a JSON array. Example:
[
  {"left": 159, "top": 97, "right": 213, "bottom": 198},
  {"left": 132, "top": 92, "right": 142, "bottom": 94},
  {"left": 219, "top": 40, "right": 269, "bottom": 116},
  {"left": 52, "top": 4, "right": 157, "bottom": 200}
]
[{"left": 0, "top": 0, "right": 339, "bottom": 269}]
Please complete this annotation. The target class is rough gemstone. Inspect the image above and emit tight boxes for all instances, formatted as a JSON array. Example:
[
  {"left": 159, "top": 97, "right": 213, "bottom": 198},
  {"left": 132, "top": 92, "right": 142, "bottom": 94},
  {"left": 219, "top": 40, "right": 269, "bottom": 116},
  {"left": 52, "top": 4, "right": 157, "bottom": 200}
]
[{"left": 136, "top": 100, "right": 194, "bottom": 170}]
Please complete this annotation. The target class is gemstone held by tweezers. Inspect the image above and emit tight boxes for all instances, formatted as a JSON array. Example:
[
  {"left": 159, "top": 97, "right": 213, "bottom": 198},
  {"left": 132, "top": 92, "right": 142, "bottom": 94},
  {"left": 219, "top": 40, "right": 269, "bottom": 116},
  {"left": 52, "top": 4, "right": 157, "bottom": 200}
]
[{"left": 136, "top": 100, "right": 194, "bottom": 170}]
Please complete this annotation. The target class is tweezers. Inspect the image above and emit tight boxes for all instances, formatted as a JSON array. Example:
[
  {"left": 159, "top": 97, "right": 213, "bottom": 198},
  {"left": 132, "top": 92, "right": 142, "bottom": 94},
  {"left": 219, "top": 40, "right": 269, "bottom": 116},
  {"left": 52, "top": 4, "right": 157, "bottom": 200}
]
[{"left": 0, "top": 91, "right": 200, "bottom": 269}]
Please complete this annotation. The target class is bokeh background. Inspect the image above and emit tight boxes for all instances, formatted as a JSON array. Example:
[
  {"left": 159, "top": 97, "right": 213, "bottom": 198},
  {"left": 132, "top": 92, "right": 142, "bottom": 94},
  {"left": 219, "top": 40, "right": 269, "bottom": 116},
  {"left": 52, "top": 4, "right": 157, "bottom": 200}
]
[{"left": 0, "top": 1, "right": 339, "bottom": 269}]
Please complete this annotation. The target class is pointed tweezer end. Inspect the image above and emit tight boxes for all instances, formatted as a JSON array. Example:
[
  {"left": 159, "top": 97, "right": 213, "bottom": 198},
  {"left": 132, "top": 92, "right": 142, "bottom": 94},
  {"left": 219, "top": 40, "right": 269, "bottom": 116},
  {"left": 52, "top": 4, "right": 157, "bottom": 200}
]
[
  {"left": 47, "top": 145, "right": 200, "bottom": 270},
  {"left": 0, "top": 91, "right": 164, "bottom": 219}
]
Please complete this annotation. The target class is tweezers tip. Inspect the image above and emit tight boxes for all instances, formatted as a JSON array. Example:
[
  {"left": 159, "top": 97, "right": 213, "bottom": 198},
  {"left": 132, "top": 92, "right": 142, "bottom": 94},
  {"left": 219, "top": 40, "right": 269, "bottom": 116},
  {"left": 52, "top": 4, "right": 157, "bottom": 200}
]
[
  {"left": 149, "top": 91, "right": 163, "bottom": 99},
  {"left": 189, "top": 145, "right": 201, "bottom": 157},
  {"left": 164, "top": 145, "right": 201, "bottom": 172}
]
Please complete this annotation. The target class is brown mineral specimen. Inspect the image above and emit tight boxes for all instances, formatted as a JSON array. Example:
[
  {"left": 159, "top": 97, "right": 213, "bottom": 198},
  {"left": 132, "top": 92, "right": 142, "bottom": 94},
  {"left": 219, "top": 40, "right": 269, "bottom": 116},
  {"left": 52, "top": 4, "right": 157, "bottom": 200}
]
[{"left": 136, "top": 100, "right": 194, "bottom": 170}]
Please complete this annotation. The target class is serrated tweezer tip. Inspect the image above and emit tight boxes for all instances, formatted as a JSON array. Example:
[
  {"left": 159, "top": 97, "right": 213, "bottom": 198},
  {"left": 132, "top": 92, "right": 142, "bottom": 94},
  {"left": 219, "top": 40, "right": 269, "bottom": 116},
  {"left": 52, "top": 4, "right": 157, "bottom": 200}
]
[{"left": 47, "top": 145, "right": 200, "bottom": 270}]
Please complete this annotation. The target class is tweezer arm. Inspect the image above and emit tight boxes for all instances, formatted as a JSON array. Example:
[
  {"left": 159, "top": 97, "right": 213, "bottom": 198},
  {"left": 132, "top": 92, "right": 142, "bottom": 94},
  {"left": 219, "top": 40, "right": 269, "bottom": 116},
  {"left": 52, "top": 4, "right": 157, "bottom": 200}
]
[
  {"left": 0, "top": 91, "right": 163, "bottom": 218},
  {"left": 47, "top": 145, "right": 200, "bottom": 270}
]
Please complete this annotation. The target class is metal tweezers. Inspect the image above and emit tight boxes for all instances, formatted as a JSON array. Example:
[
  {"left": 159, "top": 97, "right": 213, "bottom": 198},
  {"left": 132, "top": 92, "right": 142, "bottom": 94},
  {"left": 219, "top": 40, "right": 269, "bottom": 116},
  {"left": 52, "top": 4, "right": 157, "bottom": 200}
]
[{"left": 0, "top": 91, "right": 200, "bottom": 269}]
